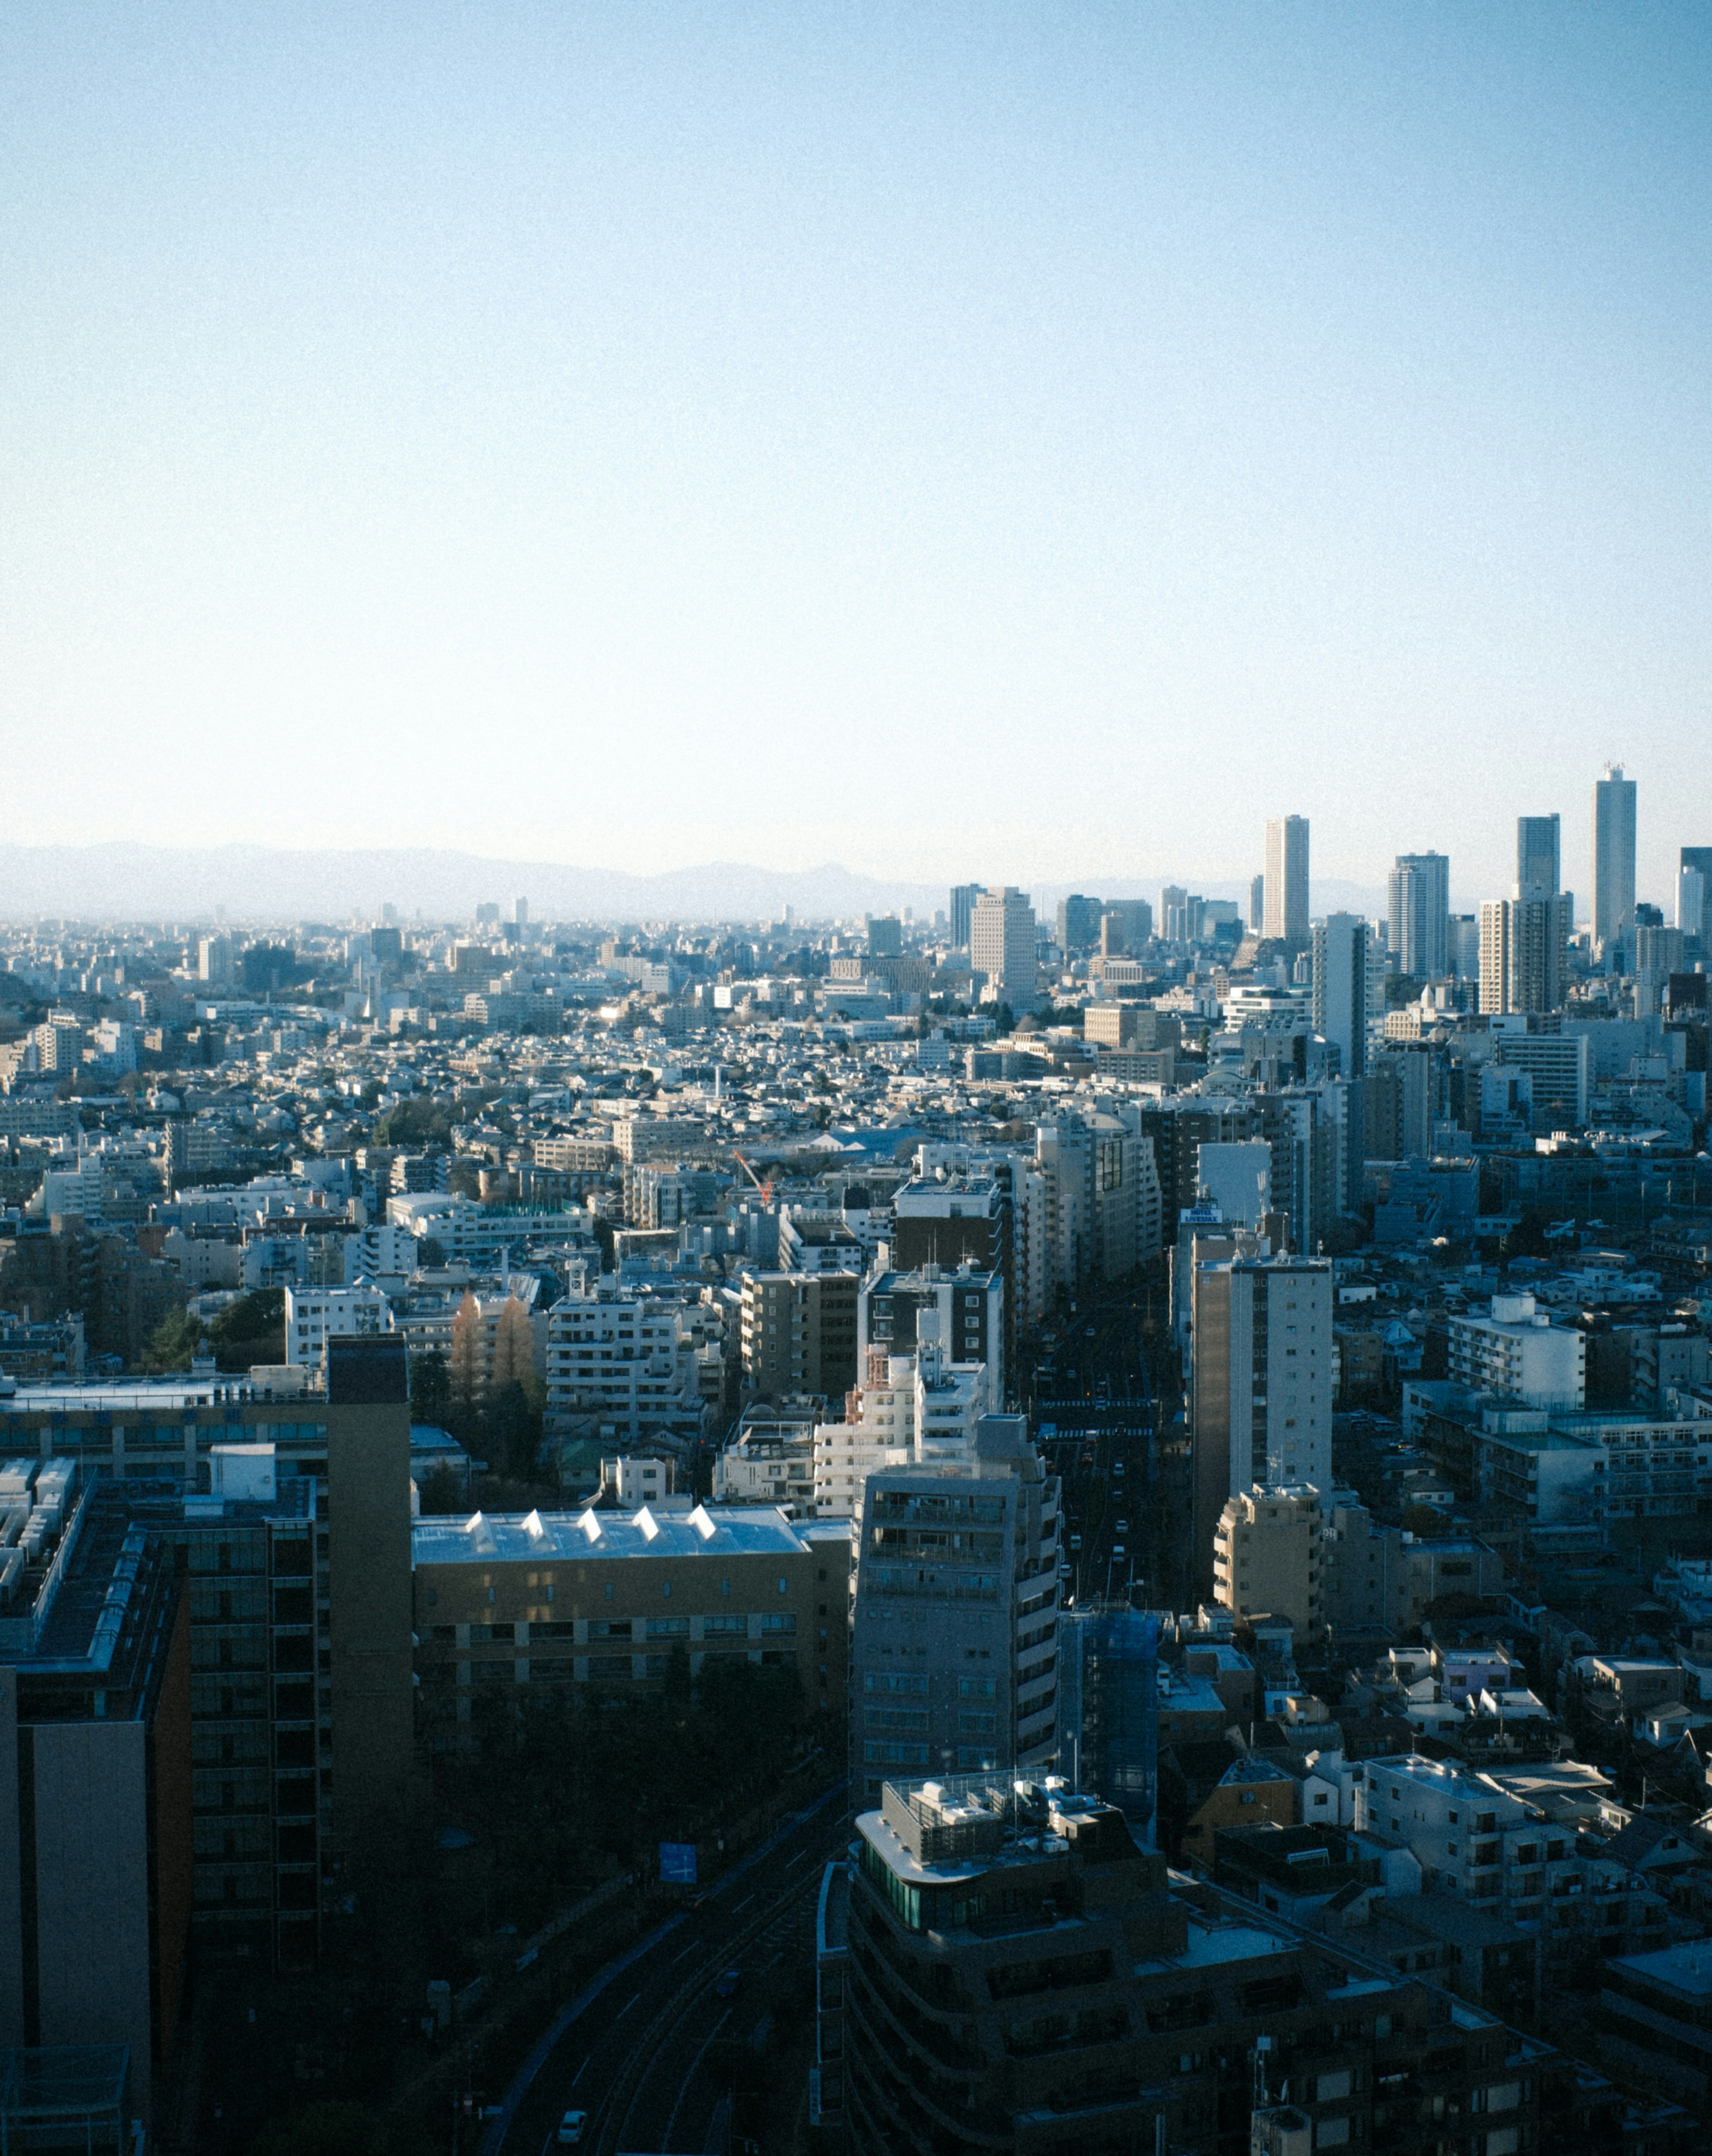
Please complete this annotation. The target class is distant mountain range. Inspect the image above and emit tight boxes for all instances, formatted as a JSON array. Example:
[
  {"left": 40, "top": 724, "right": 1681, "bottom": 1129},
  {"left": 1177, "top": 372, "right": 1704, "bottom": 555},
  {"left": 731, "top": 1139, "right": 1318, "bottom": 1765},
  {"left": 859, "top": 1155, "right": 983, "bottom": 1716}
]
[{"left": 0, "top": 842, "right": 1392, "bottom": 927}]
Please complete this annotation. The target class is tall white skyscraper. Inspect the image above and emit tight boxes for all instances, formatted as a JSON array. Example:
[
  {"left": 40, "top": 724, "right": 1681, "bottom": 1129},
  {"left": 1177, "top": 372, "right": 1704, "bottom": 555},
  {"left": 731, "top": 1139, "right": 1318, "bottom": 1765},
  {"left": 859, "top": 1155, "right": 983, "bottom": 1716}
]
[
  {"left": 970, "top": 887, "right": 1037, "bottom": 1011},
  {"left": 1386, "top": 852, "right": 1449, "bottom": 977},
  {"left": 1593, "top": 764, "right": 1637, "bottom": 956},
  {"left": 1311, "top": 912, "right": 1380, "bottom": 1078},
  {"left": 1263, "top": 816, "right": 1310, "bottom": 942}
]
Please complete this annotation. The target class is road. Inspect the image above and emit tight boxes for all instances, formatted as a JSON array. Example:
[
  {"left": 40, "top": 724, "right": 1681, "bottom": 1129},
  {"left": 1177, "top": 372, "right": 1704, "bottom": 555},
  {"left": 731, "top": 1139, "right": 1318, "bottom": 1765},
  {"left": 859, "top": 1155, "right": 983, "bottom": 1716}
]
[
  {"left": 485, "top": 1785, "right": 850, "bottom": 2156},
  {"left": 1024, "top": 1270, "right": 1189, "bottom": 1618}
]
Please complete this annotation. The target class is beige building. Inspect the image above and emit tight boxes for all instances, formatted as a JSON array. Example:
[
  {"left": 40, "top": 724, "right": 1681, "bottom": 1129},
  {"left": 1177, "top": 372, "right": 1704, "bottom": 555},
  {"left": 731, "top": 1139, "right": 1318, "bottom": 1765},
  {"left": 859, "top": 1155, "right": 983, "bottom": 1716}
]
[{"left": 1211, "top": 1485, "right": 1323, "bottom": 1638}]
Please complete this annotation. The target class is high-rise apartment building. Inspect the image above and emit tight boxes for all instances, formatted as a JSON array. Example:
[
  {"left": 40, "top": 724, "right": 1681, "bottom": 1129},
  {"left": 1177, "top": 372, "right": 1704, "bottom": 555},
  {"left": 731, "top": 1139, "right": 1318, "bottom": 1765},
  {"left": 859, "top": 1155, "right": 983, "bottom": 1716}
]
[
  {"left": 1263, "top": 815, "right": 1310, "bottom": 942},
  {"left": 1593, "top": 763, "right": 1637, "bottom": 955},
  {"left": 969, "top": 886, "right": 1037, "bottom": 1011},
  {"left": 948, "top": 883, "right": 981, "bottom": 952},
  {"left": 1478, "top": 895, "right": 1572, "bottom": 1015},
  {"left": 1386, "top": 852, "right": 1450, "bottom": 977},
  {"left": 1310, "top": 912, "right": 1380, "bottom": 1078},
  {"left": 849, "top": 1414, "right": 1060, "bottom": 1801},
  {"left": 741, "top": 1271, "right": 860, "bottom": 1400},
  {"left": 1189, "top": 1256, "right": 1332, "bottom": 1596},
  {"left": 1517, "top": 814, "right": 1561, "bottom": 897}
]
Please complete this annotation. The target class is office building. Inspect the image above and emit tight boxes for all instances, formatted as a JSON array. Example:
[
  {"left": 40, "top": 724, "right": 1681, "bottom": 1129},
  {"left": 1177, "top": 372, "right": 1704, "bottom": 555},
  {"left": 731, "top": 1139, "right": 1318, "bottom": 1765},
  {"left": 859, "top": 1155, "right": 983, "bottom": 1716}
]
[
  {"left": 849, "top": 1414, "right": 1059, "bottom": 1801},
  {"left": 1249, "top": 870, "right": 1265, "bottom": 931},
  {"left": 842, "top": 1768, "right": 1579, "bottom": 2156},
  {"left": 1517, "top": 814, "right": 1562, "bottom": 897},
  {"left": 1478, "top": 893, "right": 1572, "bottom": 1014},
  {"left": 1311, "top": 912, "right": 1380, "bottom": 1078},
  {"left": 969, "top": 887, "right": 1037, "bottom": 1010},
  {"left": 1055, "top": 894, "right": 1103, "bottom": 954},
  {"left": 1387, "top": 851, "right": 1449, "bottom": 977},
  {"left": 1190, "top": 1257, "right": 1333, "bottom": 1596},
  {"left": 1492, "top": 1030, "right": 1590, "bottom": 1131},
  {"left": 1593, "top": 762, "right": 1637, "bottom": 956},
  {"left": 1263, "top": 815, "right": 1310, "bottom": 942},
  {"left": 948, "top": 883, "right": 981, "bottom": 952}
]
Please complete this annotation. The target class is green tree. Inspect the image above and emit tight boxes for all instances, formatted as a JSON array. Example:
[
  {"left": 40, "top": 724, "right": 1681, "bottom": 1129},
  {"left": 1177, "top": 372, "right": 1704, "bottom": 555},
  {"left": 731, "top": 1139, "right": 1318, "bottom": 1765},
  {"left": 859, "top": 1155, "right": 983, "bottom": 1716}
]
[
  {"left": 485, "top": 1377, "right": 542, "bottom": 1481},
  {"left": 409, "top": 1345, "right": 452, "bottom": 1426},
  {"left": 142, "top": 1307, "right": 204, "bottom": 1372},
  {"left": 207, "top": 1286, "right": 286, "bottom": 1370},
  {"left": 416, "top": 1463, "right": 466, "bottom": 1514}
]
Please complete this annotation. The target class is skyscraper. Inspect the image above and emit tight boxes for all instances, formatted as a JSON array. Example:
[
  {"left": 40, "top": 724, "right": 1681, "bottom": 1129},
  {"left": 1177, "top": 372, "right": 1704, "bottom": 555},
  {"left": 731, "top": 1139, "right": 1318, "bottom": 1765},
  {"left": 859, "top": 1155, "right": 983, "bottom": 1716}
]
[
  {"left": 949, "top": 883, "right": 982, "bottom": 951},
  {"left": 969, "top": 886, "right": 1037, "bottom": 1011},
  {"left": 1592, "top": 764, "right": 1637, "bottom": 955},
  {"left": 1386, "top": 852, "right": 1449, "bottom": 977},
  {"left": 1681, "top": 847, "right": 1712, "bottom": 949},
  {"left": 1055, "top": 894, "right": 1103, "bottom": 954},
  {"left": 1262, "top": 816, "right": 1310, "bottom": 942},
  {"left": 1310, "top": 912, "right": 1379, "bottom": 1078},
  {"left": 1249, "top": 872, "right": 1265, "bottom": 931},
  {"left": 1517, "top": 814, "right": 1561, "bottom": 897}
]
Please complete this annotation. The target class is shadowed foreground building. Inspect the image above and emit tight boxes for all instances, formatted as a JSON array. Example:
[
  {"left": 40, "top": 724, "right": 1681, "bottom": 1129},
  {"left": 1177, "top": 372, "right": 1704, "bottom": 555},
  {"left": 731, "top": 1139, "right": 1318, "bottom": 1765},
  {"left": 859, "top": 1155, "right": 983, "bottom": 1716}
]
[{"left": 838, "top": 1769, "right": 1658, "bottom": 2156}]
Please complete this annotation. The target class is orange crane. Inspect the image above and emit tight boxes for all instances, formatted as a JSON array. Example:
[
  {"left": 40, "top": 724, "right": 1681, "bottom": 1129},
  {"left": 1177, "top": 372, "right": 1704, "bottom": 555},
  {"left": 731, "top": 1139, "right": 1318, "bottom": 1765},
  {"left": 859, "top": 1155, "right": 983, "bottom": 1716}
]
[{"left": 733, "top": 1150, "right": 774, "bottom": 1204}]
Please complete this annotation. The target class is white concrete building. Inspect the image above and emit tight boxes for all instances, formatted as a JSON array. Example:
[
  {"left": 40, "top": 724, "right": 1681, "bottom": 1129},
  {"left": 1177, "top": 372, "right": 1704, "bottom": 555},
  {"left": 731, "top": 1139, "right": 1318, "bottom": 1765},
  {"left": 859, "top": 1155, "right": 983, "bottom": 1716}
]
[
  {"left": 1446, "top": 1293, "right": 1585, "bottom": 1408},
  {"left": 543, "top": 1281, "right": 707, "bottom": 1449},
  {"left": 284, "top": 1283, "right": 395, "bottom": 1367}
]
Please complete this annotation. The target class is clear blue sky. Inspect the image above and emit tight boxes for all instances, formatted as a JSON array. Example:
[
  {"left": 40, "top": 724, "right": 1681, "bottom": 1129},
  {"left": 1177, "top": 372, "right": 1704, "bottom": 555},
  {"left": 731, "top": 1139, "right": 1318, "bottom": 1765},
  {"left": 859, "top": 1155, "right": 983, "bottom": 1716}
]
[{"left": 3, "top": 4, "right": 1710, "bottom": 912}]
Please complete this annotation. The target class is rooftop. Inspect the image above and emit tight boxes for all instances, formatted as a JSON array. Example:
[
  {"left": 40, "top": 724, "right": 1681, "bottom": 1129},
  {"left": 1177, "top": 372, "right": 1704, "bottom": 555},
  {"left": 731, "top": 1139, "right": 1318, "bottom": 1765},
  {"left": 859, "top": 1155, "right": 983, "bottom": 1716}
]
[
  {"left": 1608, "top": 1940, "right": 1712, "bottom": 2001},
  {"left": 411, "top": 1501, "right": 812, "bottom": 1568}
]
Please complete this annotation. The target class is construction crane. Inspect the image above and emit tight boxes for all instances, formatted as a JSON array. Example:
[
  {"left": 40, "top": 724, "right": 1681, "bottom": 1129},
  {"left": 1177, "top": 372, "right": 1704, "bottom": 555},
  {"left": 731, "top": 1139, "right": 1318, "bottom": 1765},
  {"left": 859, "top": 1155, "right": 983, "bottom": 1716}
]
[{"left": 733, "top": 1151, "right": 774, "bottom": 1205}]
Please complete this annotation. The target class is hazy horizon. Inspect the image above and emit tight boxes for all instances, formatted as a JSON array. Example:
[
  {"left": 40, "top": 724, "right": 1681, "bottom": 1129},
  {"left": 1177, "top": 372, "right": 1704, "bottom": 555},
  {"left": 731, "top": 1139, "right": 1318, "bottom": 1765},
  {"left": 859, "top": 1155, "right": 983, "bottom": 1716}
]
[{"left": 5, "top": 5, "right": 1711, "bottom": 910}]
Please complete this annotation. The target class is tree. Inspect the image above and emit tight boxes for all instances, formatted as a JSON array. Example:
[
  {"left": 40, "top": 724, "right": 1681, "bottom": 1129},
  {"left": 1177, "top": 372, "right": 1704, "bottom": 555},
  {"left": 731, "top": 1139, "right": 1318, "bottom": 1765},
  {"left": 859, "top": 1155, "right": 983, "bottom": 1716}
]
[
  {"left": 416, "top": 1463, "right": 465, "bottom": 1514},
  {"left": 409, "top": 1345, "right": 452, "bottom": 1427},
  {"left": 207, "top": 1286, "right": 285, "bottom": 1371},
  {"left": 490, "top": 1296, "right": 534, "bottom": 1390},
  {"left": 486, "top": 1378, "right": 541, "bottom": 1481},
  {"left": 142, "top": 1307, "right": 204, "bottom": 1373},
  {"left": 448, "top": 1290, "right": 484, "bottom": 1437}
]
